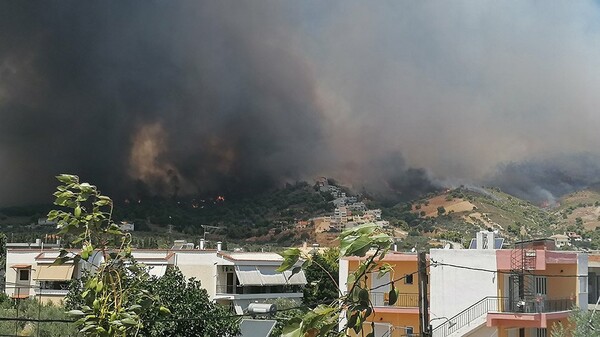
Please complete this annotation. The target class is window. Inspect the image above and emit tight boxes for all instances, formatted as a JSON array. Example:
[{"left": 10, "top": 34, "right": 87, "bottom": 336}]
[
  {"left": 405, "top": 326, "right": 414, "bottom": 336},
  {"left": 536, "top": 328, "right": 547, "bottom": 337},
  {"left": 534, "top": 276, "right": 547, "bottom": 295},
  {"left": 405, "top": 274, "right": 414, "bottom": 284},
  {"left": 18, "top": 269, "right": 29, "bottom": 281}
]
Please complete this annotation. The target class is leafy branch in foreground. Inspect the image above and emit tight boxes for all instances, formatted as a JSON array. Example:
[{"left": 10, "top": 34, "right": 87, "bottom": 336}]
[
  {"left": 48, "top": 174, "right": 169, "bottom": 337},
  {"left": 277, "top": 223, "right": 394, "bottom": 337}
]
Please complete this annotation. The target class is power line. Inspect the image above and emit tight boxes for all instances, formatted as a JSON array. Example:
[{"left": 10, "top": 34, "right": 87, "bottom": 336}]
[{"left": 431, "top": 259, "right": 588, "bottom": 278}]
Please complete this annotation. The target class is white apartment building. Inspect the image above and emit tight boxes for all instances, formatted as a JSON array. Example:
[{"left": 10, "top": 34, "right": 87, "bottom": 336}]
[{"left": 5, "top": 243, "right": 306, "bottom": 313}]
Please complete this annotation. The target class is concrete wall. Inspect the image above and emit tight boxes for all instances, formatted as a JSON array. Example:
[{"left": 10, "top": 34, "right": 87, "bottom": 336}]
[
  {"left": 465, "top": 326, "right": 498, "bottom": 337},
  {"left": 577, "top": 253, "right": 588, "bottom": 310},
  {"left": 5, "top": 251, "right": 40, "bottom": 298},
  {"left": 173, "top": 251, "right": 223, "bottom": 298},
  {"left": 430, "top": 249, "right": 499, "bottom": 321},
  {"left": 339, "top": 259, "right": 349, "bottom": 294}
]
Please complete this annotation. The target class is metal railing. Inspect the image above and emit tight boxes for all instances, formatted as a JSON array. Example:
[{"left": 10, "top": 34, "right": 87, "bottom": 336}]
[
  {"left": 216, "top": 284, "right": 240, "bottom": 294},
  {"left": 371, "top": 292, "right": 420, "bottom": 307},
  {"left": 500, "top": 297, "right": 574, "bottom": 314},
  {"left": 432, "top": 297, "right": 575, "bottom": 337},
  {"left": 215, "top": 284, "right": 303, "bottom": 295},
  {"left": 432, "top": 297, "right": 499, "bottom": 337}
]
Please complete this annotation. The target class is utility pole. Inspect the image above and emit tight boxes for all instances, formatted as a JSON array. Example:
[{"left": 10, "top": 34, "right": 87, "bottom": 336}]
[{"left": 418, "top": 251, "right": 430, "bottom": 337}]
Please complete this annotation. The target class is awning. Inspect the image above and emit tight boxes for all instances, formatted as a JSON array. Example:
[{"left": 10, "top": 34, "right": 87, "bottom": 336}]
[
  {"left": 235, "top": 266, "right": 306, "bottom": 286},
  {"left": 10, "top": 264, "right": 31, "bottom": 269},
  {"left": 34, "top": 265, "right": 74, "bottom": 281}
]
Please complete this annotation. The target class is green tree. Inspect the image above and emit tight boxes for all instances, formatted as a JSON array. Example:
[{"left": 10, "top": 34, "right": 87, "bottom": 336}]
[
  {"left": 47, "top": 174, "right": 169, "bottom": 336},
  {"left": 0, "top": 296, "right": 78, "bottom": 336},
  {"left": 551, "top": 308, "right": 600, "bottom": 337},
  {"left": 268, "top": 298, "right": 306, "bottom": 337},
  {"left": 302, "top": 248, "right": 340, "bottom": 306},
  {"left": 437, "top": 206, "right": 446, "bottom": 216},
  {"left": 277, "top": 223, "right": 394, "bottom": 337},
  {"left": 140, "top": 267, "right": 240, "bottom": 337}
]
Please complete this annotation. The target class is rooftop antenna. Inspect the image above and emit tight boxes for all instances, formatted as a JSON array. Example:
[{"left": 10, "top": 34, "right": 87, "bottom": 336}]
[{"left": 201, "top": 225, "right": 222, "bottom": 241}]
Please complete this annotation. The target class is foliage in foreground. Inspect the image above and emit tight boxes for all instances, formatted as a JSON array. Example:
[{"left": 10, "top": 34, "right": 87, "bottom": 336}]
[
  {"left": 278, "top": 223, "right": 394, "bottom": 337},
  {"left": 48, "top": 175, "right": 169, "bottom": 336},
  {"left": 552, "top": 308, "right": 600, "bottom": 337},
  {"left": 302, "top": 248, "right": 340, "bottom": 307},
  {"left": 0, "top": 295, "right": 78, "bottom": 336},
  {"left": 66, "top": 268, "right": 240, "bottom": 337}
]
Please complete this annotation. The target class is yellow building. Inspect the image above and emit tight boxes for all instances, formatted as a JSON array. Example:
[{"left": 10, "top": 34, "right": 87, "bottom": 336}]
[{"left": 340, "top": 252, "right": 426, "bottom": 337}]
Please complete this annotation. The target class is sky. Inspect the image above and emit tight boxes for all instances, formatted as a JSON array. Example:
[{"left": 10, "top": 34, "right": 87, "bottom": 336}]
[{"left": 2, "top": 1, "right": 600, "bottom": 205}]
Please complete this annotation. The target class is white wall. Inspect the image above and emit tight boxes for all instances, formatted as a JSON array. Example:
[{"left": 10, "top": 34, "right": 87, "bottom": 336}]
[
  {"left": 173, "top": 251, "right": 223, "bottom": 298},
  {"left": 338, "top": 259, "right": 349, "bottom": 331},
  {"left": 339, "top": 259, "right": 349, "bottom": 293},
  {"left": 5, "top": 251, "right": 40, "bottom": 298},
  {"left": 577, "top": 253, "right": 589, "bottom": 311},
  {"left": 465, "top": 326, "right": 499, "bottom": 337},
  {"left": 430, "top": 249, "right": 499, "bottom": 321}
]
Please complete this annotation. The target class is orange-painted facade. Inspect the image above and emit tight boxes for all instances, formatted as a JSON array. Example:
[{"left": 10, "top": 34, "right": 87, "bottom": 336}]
[
  {"left": 343, "top": 252, "right": 426, "bottom": 337},
  {"left": 489, "top": 245, "right": 581, "bottom": 337}
]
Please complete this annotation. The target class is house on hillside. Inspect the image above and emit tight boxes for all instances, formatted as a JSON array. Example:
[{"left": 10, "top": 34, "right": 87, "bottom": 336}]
[{"left": 549, "top": 234, "right": 569, "bottom": 248}]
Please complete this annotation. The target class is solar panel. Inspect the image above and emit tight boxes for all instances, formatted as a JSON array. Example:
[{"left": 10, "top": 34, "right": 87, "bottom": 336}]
[{"left": 239, "top": 319, "right": 277, "bottom": 337}]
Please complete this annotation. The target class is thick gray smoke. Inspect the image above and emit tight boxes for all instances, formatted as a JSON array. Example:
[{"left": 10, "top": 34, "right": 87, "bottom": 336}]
[
  {"left": 486, "top": 154, "right": 600, "bottom": 205},
  {"left": 2, "top": 1, "right": 600, "bottom": 205},
  {"left": 0, "top": 2, "right": 330, "bottom": 204}
]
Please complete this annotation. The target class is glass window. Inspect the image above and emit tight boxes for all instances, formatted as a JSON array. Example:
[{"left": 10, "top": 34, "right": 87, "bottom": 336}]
[
  {"left": 19, "top": 269, "right": 29, "bottom": 281},
  {"left": 405, "top": 274, "right": 414, "bottom": 284}
]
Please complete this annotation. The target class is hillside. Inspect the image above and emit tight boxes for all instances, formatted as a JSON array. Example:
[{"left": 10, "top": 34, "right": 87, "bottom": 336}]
[
  {"left": 408, "top": 186, "right": 560, "bottom": 244},
  {"left": 4, "top": 181, "right": 600, "bottom": 250},
  {"left": 555, "top": 185, "right": 600, "bottom": 231},
  {"left": 0, "top": 181, "right": 336, "bottom": 248}
]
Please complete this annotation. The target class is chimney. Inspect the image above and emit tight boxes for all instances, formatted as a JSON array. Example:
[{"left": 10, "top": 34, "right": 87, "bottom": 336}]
[
  {"left": 486, "top": 231, "right": 495, "bottom": 250},
  {"left": 476, "top": 231, "right": 484, "bottom": 249},
  {"left": 199, "top": 239, "right": 205, "bottom": 250},
  {"left": 393, "top": 243, "right": 398, "bottom": 252},
  {"left": 217, "top": 241, "right": 222, "bottom": 252}
]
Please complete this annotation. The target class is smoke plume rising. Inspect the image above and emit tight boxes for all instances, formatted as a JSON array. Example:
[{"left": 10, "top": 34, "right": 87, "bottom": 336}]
[{"left": 2, "top": 1, "right": 600, "bottom": 205}]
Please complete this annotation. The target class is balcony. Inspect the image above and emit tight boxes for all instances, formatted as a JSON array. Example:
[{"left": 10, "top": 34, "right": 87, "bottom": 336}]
[
  {"left": 497, "top": 298, "right": 574, "bottom": 314},
  {"left": 433, "top": 297, "right": 575, "bottom": 337},
  {"left": 216, "top": 284, "right": 303, "bottom": 295},
  {"left": 371, "top": 292, "right": 420, "bottom": 308},
  {"left": 487, "top": 297, "right": 575, "bottom": 329}
]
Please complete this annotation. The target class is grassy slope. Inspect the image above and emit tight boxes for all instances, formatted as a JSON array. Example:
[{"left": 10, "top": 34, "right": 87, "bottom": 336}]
[
  {"left": 555, "top": 185, "right": 600, "bottom": 231},
  {"left": 411, "top": 187, "right": 559, "bottom": 242}
]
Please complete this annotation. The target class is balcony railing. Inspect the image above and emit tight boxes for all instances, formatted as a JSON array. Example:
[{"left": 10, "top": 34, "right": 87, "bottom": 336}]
[
  {"left": 497, "top": 297, "right": 575, "bottom": 314},
  {"left": 216, "top": 284, "right": 303, "bottom": 295},
  {"left": 216, "top": 284, "right": 240, "bottom": 294},
  {"left": 371, "top": 292, "right": 420, "bottom": 307},
  {"left": 432, "top": 296, "right": 576, "bottom": 337}
]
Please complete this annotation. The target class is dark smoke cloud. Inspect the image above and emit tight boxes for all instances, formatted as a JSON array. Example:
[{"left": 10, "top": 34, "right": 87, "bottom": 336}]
[
  {"left": 486, "top": 153, "right": 600, "bottom": 205},
  {"left": 0, "top": 2, "right": 329, "bottom": 205},
  {"left": 3, "top": 1, "right": 600, "bottom": 206}
]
